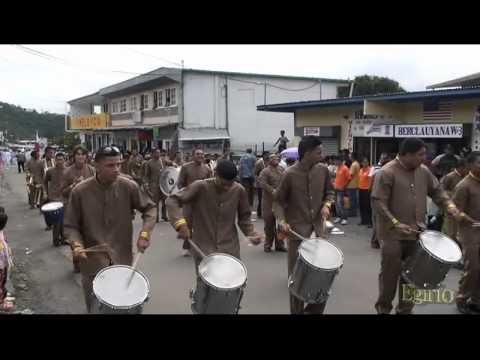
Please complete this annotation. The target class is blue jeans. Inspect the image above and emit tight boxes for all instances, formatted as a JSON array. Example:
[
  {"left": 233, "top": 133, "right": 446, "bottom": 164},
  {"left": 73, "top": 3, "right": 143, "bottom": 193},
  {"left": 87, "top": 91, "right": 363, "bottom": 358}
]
[
  {"left": 346, "top": 188, "right": 359, "bottom": 217},
  {"left": 336, "top": 190, "right": 347, "bottom": 220}
]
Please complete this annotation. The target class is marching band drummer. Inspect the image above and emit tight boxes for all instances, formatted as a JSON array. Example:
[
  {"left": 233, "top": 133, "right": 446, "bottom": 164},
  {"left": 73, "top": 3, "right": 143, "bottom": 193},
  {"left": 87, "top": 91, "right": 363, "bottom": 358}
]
[
  {"left": 371, "top": 138, "right": 461, "bottom": 315},
  {"left": 452, "top": 152, "right": 480, "bottom": 314},
  {"left": 43, "top": 152, "right": 67, "bottom": 246},
  {"left": 176, "top": 148, "right": 213, "bottom": 257},
  {"left": 26, "top": 150, "right": 45, "bottom": 209},
  {"left": 166, "top": 159, "right": 263, "bottom": 277},
  {"left": 274, "top": 136, "right": 335, "bottom": 314},
  {"left": 61, "top": 145, "right": 96, "bottom": 273},
  {"left": 40, "top": 146, "right": 57, "bottom": 230},
  {"left": 64, "top": 146, "right": 157, "bottom": 314},
  {"left": 257, "top": 153, "right": 286, "bottom": 253},
  {"left": 143, "top": 148, "right": 169, "bottom": 223}
]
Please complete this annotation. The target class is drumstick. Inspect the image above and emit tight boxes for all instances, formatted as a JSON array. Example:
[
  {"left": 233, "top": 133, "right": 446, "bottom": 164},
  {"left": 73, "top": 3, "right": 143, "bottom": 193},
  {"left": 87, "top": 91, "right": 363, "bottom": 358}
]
[
  {"left": 289, "top": 229, "right": 309, "bottom": 242},
  {"left": 126, "top": 252, "right": 142, "bottom": 288},
  {"left": 188, "top": 239, "right": 206, "bottom": 259}
]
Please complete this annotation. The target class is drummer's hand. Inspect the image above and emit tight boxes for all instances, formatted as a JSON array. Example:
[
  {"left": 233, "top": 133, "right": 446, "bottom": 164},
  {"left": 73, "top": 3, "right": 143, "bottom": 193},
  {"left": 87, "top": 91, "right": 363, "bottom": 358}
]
[
  {"left": 447, "top": 205, "right": 461, "bottom": 220},
  {"left": 247, "top": 232, "right": 263, "bottom": 246},
  {"left": 136, "top": 235, "right": 150, "bottom": 253},
  {"left": 394, "top": 223, "right": 415, "bottom": 236},
  {"left": 72, "top": 246, "right": 87, "bottom": 261},
  {"left": 320, "top": 205, "right": 330, "bottom": 220},
  {"left": 177, "top": 224, "right": 190, "bottom": 241},
  {"left": 277, "top": 221, "right": 291, "bottom": 235}
]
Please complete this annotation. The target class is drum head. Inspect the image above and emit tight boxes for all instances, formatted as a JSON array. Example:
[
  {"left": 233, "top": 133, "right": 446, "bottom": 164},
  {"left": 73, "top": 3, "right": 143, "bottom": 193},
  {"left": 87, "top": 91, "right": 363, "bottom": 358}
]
[
  {"left": 419, "top": 230, "right": 462, "bottom": 263},
  {"left": 159, "top": 167, "right": 180, "bottom": 196},
  {"left": 93, "top": 265, "right": 150, "bottom": 309},
  {"left": 299, "top": 239, "right": 344, "bottom": 270},
  {"left": 199, "top": 254, "right": 247, "bottom": 290},
  {"left": 41, "top": 202, "right": 63, "bottom": 212}
]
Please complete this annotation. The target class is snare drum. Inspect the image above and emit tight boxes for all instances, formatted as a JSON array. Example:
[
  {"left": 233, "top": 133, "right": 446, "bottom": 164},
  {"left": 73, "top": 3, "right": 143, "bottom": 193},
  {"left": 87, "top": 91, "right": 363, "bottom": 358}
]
[
  {"left": 289, "top": 238, "right": 344, "bottom": 304},
  {"left": 402, "top": 230, "right": 462, "bottom": 289},
  {"left": 91, "top": 265, "right": 150, "bottom": 314},
  {"left": 40, "top": 202, "right": 64, "bottom": 225},
  {"left": 190, "top": 254, "right": 247, "bottom": 314}
]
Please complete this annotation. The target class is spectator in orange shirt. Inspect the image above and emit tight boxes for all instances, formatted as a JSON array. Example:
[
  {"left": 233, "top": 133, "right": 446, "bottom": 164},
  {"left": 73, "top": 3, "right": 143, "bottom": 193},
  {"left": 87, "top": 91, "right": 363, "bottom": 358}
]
[
  {"left": 358, "top": 157, "right": 373, "bottom": 227},
  {"left": 333, "top": 156, "right": 351, "bottom": 225}
]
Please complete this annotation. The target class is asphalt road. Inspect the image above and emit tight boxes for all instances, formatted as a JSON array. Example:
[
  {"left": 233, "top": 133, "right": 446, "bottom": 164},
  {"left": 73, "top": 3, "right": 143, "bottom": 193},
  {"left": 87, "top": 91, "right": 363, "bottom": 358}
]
[{"left": 1, "top": 167, "right": 464, "bottom": 314}]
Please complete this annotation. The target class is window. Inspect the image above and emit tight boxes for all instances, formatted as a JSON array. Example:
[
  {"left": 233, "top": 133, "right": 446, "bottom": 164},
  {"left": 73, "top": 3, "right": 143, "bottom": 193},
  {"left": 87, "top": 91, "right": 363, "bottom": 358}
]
[
  {"left": 112, "top": 102, "right": 118, "bottom": 113},
  {"left": 158, "top": 90, "right": 163, "bottom": 107},
  {"left": 165, "top": 89, "right": 171, "bottom": 106},
  {"left": 165, "top": 88, "right": 176, "bottom": 106},
  {"left": 120, "top": 99, "right": 127, "bottom": 112},
  {"left": 130, "top": 97, "right": 137, "bottom": 111},
  {"left": 103, "top": 103, "right": 108, "bottom": 113},
  {"left": 144, "top": 94, "right": 149, "bottom": 109},
  {"left": 171, "top": 88, "right": 176, "bottom": 105},
  {"left": 153, "top": 91, "right": 158, "bottom": 108}
]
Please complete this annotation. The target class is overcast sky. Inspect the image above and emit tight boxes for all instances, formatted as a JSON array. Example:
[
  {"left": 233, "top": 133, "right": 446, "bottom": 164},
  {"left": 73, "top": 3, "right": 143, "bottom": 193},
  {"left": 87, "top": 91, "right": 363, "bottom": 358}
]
[{"left": 1, "top": 44, "right": 479, "bottom": 114}]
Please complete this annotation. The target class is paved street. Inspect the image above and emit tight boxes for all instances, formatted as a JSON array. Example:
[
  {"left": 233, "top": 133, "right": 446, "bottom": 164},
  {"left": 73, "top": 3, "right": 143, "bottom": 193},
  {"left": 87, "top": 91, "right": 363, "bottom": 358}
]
[{"left": 1, "top": 167, "right": 464, "bottom": 314}]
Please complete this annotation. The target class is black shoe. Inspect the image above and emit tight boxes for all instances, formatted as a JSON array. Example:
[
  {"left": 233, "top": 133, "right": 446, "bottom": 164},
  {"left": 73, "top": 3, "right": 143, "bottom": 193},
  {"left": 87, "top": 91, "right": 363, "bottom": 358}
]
[
  {"left": 367, "top": 224, "right": 373, "bottom": 228},
  {"left": 457, "top": 301, "right": 471, "bottom": 314},
  {"left": 264, "top": 247, "right": 272, "bottom": 253},
  {"left": 275, "top": 246, "right": 287, "bottom": 252},
  {"left": 162, "top": 217, "right": 169, "bottom": 222},
  {"left": 371, "top": 242, "right": 380, "bottom": 249},
  {"left": 468, "top": 302, "right": 480, "bottom": 314}
]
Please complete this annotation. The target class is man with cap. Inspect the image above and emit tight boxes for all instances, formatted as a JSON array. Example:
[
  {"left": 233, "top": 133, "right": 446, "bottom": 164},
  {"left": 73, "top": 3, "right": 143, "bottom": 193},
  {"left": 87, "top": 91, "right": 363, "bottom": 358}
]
[{"left": 166, "top": 159, "right": 263, "bottom": 284}]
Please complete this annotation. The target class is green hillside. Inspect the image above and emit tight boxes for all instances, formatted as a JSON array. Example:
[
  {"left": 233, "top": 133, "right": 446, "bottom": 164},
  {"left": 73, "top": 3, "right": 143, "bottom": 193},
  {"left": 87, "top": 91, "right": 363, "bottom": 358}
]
[{"left": 0, "top": 101, "right": 65, "bottom": 140}]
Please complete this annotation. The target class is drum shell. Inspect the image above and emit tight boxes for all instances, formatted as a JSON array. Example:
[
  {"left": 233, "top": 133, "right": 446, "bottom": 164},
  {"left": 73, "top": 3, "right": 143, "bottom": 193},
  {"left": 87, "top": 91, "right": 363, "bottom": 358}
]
[
  {"left": 190, "top": 277, "right": 245, "bottom": 314},
  {"left": 90, "top": 297, "right": 146, "bottom": 314},
  {"left": 41, "top": 204, "right": 64, "bottom": 225},
  {"left": 289, "top": 254, "right": 340, "bottom": 304},
  {"left": 402, "top": 242, "right": 453, "bottom": 289}
]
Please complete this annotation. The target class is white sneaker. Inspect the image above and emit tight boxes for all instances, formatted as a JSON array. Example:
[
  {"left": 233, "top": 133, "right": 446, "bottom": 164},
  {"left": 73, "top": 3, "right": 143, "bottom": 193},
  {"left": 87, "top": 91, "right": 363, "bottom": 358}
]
[
  {"left": 333, "top": 218, "right": 341, "bottom": 224},
  {"left": 182, "top": 249, "right": 191, "bottom": 257},
  {"left": 340, "top": 219, "right": 348, "bottom": 225}
]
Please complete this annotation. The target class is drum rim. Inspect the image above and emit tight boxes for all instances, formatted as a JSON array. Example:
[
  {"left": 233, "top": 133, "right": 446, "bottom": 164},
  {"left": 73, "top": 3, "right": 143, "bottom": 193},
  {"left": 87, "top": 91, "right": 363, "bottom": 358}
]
[
  {"left": 159, "top": 166, "right": 180, "bottom": 196},
  {"left": 298, "top": 238, "right": 344, "bottom": 271},
  {"left": 419, "top": 230, "right": 462, "bottom": 264},
  {"left": 41, "top": 201, "right": 64, "bottom": 212},
  {"left": 93, "top": 265, "right": 150, "bottom": 310},
  {"left": 198, "top": 253, "right": 248, "bottom": 290}
]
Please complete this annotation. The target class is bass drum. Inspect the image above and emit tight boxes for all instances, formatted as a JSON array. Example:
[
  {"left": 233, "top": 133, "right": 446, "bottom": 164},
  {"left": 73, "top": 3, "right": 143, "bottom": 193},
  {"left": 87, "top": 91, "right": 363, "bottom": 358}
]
[{"left": 159, "top": 166, "right": 180, "bottom": 196}]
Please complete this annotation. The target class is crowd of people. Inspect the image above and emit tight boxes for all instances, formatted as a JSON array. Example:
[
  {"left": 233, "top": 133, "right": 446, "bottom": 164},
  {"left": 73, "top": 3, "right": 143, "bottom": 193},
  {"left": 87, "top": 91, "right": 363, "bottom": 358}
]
[{"left": 1, "top": 134, "right": 480, "bottom": 315}]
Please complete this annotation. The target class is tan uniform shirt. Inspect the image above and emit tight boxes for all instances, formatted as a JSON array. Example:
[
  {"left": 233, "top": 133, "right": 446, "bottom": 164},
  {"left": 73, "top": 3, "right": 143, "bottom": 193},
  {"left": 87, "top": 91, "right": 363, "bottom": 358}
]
[
  {"left": 273, "top": 162, "right": 335, "bottom": 237},
  {"left": 44, "top": 167, "right": 66, "bottom": 202},
  {"left": 120, "top": 158, "right": 130, "bottom": 174},
  {"left": 64, "top": 176, "right": 156, "bottom": 276},
  {"left": 128, "top": 160, "right": 144, "bottom": 185},
  {"left": 177, "top": 161, "right": 213, "bottom": 189},
  {"left": 61, "top": 164, "right": 96, "bottom": 203},
  {"left": 43, "top": 157, "right": 55, "bottom": 170},
  {"left": 143, "top": 158, "right": 166, "bottom": 202},
  {"left": 258, "top": 165, "right": 284, "bottom": 210},
  {"left": 453, "top": 173, "right": 480, "bottom": 246},
  {"left": 166, "top": 179, "right": 255, "bottom": 259},
  {"left": 254, "top": 159, "right": 265, "bottom": 188},
  {"left": 346, "top": 160, "right": 360, "bottom": 189},
  {"left": 372, "top": 159, "right": 451, "bottom": 242},
  {"left": 26, "top": 159, "right": 45, "bottom": 184},
  {"left": 441, "top": 170, "right": 464, "bottom": 196}
]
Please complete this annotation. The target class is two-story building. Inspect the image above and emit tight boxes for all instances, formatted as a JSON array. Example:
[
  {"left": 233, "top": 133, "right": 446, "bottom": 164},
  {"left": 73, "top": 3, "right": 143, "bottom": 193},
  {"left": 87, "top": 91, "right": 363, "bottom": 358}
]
[{"left": 67, "top": 67, "right": 350, "bottom": 155}]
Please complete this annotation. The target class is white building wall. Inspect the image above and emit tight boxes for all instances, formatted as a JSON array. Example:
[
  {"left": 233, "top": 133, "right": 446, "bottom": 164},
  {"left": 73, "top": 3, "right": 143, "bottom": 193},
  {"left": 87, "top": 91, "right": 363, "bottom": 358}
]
[{"left": 183, "top": 72, "right": 347, "bottom": 153}]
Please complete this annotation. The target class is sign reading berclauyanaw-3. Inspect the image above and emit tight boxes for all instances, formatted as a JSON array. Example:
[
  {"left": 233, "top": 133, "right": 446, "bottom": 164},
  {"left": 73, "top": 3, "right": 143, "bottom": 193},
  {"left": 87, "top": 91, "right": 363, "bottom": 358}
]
[{"left": 395, "top": 124, "right": 463, "bottom": 138}]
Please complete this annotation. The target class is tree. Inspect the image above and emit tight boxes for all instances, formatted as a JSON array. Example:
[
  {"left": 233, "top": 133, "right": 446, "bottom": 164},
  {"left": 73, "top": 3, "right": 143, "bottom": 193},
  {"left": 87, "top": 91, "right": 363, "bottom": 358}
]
[{"left": 338, "top": 75, "right": 406, "bottom": 97}]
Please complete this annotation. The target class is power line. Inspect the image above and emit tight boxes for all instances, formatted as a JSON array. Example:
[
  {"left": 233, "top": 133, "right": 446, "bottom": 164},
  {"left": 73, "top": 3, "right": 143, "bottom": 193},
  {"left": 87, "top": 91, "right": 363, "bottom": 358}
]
[{"left": 122, "top": 46, "right": 184, "bottom": 67}]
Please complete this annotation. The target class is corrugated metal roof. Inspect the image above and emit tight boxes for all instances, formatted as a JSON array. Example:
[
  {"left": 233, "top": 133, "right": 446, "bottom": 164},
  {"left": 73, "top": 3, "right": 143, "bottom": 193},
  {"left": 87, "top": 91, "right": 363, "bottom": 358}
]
[
  {"left": 257, "top": 86, "right": 480, "bottom": 113},
  {"left": 427, "top": 72, "right": 480, "bottom": 89},
  {"left": 178, "top": 128, "right": 229, "bottom": 141}
]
